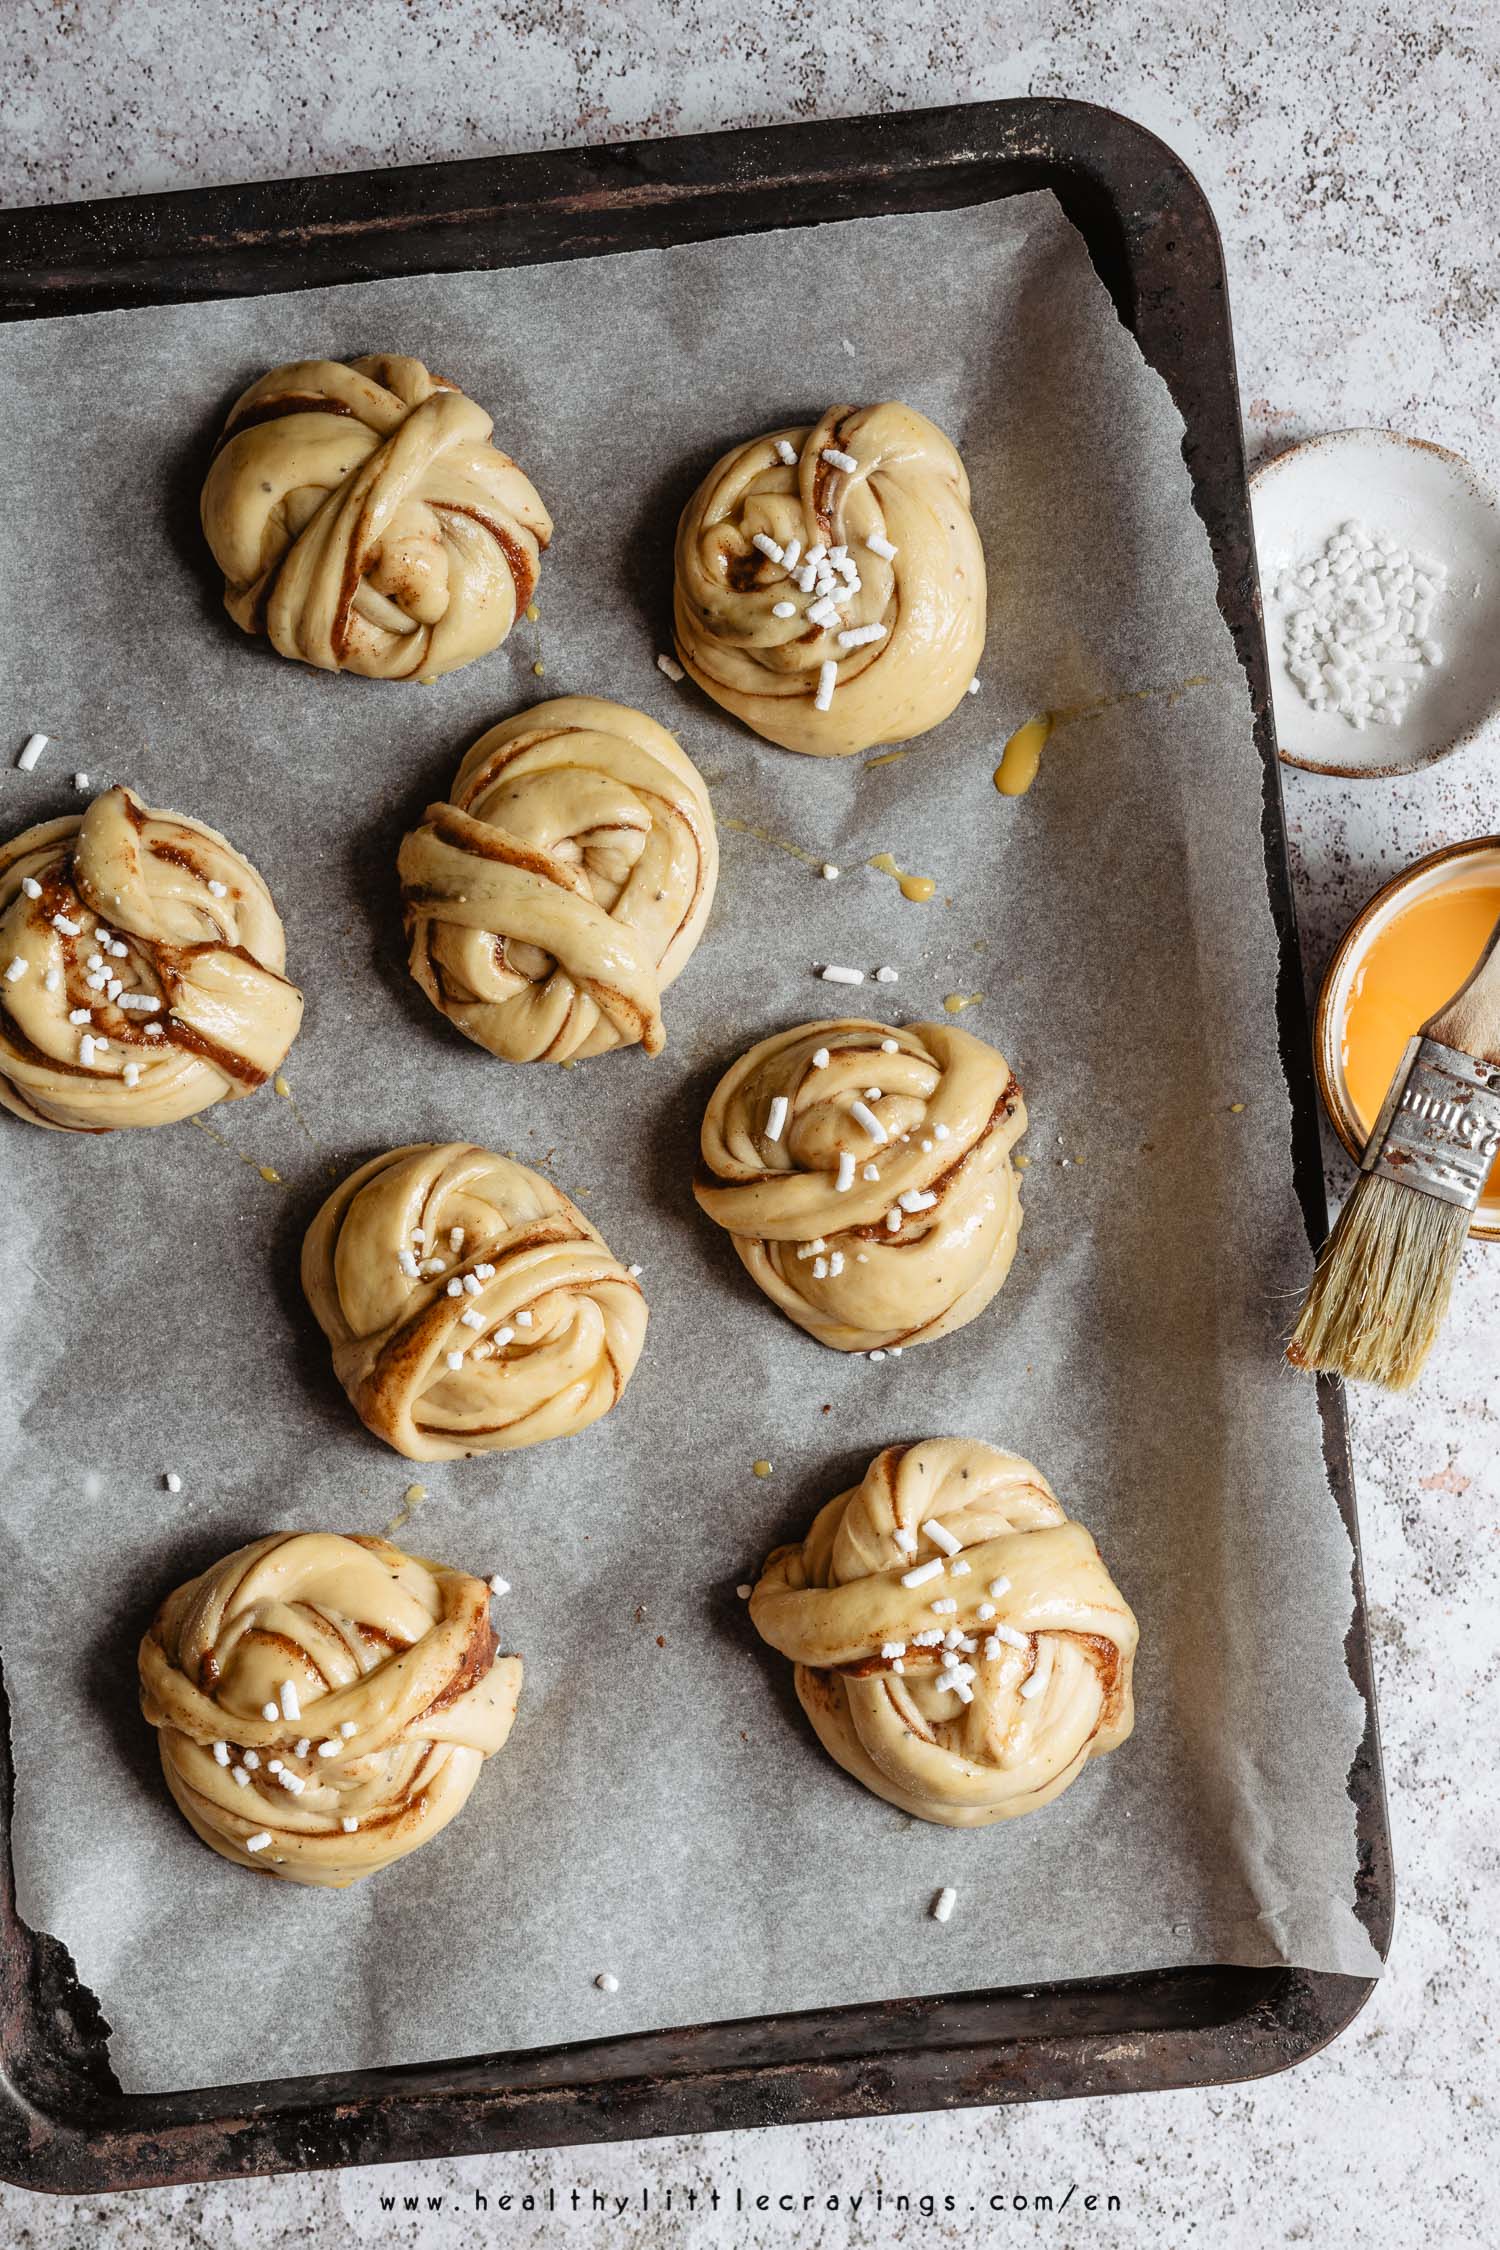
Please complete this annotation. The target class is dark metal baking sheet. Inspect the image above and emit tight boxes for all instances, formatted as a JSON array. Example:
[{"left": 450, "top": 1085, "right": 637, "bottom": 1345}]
[{"left": 0, "top": 96, "right": 1392, "bottom": 2194}]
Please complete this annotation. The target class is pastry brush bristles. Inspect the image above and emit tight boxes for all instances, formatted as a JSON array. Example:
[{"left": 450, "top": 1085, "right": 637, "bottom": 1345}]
[{"left": 1287, "top": 1170, "right": 1470, "bottom": 1390}]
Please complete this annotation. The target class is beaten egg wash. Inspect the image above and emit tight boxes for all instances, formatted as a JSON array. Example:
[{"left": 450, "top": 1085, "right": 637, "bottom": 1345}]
[
  {"left": 1342, "top": 880, "right": 1500, "bottom": 1221},
  {"left": 995, "top": 713, "right": 1053, "bottom": 795}
]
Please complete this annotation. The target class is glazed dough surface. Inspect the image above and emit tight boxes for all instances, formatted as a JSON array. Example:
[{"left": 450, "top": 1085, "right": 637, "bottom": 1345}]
[
  {"left": 399, "top": 696, "right": 718, "bottom": 1062},
  {"left": 0, "top": 784, "right": 303, "bottom": 1133},
  {"left": 673, "top": 402, "right": 985, "bottom": 756},
  {"left": 302, "top": 1141, "right": 647, "bottom": 1462},
  {"left": 694, "top": 1018, "right": 1025, "bottom": 1353},
  {"left": 750, "top": 1440, "right": 1136, "bottom": 1827},
  {"left": 139, "top": 1531, "right": 521, "bottom": 1886},
  {"left": 200, "top": 354, "right": 552, "bottom": 680}
]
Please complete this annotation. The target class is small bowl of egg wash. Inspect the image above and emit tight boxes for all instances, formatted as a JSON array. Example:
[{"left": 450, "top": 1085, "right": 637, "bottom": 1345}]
[{"left": 1317, "top": 836, "right": 1500, "bottom": 1239}]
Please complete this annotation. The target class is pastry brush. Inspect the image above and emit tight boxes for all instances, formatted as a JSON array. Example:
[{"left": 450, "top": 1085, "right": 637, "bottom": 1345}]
[{"left": 1288, "top": 908, "right": 1500, "bottom": 1389}]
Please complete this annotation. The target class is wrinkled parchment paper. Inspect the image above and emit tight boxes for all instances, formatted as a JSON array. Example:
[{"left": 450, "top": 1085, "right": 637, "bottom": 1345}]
[{"left": 0, "top": 194, "right": 1380, "bottom": 2096}]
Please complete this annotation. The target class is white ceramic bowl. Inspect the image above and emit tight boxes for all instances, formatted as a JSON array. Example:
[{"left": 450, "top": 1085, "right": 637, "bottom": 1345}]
[{"left": 1252, "top": 428, "right": 1500, "bottom": 777}]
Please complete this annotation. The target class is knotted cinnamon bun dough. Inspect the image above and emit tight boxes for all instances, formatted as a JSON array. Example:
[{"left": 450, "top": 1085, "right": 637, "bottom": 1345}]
[
  {"left": 200, "top": 354, "right": 551, "bottom": 680},
  {"left": 750, "top": 1441, "right": 1136, "bottom": 1827},
  {"left": 302, "top": 1141, "right": 647, "bottom": 1461},
  {"left": 695, "top": 1019, "right": 1025, "bottom": 1353},
  {"left": 139, "top": 1531, "right": 521, "bottom": 1885},
  {"left": 673, "top": 402, "right": 985, "bottom": 756},
  {"left": 0, "top": 785, "right": 303, "bottom": 1134},
  {"left": 398, "top": 696, "right": 718, "bottom": 1063}
]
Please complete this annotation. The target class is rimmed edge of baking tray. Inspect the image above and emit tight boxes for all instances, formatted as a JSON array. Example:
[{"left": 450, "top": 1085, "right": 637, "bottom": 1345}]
[{"left": 0, "top": 96, "right": 1392, "bottom": 2194}]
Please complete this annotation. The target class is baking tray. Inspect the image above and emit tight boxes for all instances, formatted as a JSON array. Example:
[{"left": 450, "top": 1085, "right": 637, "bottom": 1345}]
[{"left": 0, "top": 97, "right": 1392, "bottom": 2194}]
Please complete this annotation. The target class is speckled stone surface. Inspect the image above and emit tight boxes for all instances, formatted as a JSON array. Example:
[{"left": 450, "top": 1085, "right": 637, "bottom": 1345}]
[{"left": 3, "top": 4, "right": 1498, "bottom": 2243}]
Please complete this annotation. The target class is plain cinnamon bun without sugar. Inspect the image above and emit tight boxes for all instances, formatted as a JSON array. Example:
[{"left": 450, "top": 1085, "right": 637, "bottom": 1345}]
[
  {"left": 399, "top": 696, "right": 718, "bottom": 1062},
  {"left": 200, "top": 354, "right": 551, "bottom": 680}
]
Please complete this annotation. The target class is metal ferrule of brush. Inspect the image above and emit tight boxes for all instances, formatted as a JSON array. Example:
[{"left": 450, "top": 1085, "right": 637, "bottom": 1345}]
[{"left": 1363, "top": 1035, "right": 1500, "bottom": 1210}]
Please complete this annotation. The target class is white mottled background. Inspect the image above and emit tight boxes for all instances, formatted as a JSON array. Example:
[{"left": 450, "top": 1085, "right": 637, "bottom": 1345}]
[{"left": 3, "top": 4, "right": 1497, "bottom": 2244}]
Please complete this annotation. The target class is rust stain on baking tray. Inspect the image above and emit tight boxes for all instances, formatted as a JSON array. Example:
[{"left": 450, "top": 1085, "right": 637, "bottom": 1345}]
[{"left": 209, "top": 171, "right": 902, "bottom": 252}]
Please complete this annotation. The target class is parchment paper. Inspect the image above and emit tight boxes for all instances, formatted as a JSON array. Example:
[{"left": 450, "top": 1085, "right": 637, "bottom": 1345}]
[{"left": 0, "top": 193, "right": 1380, "bottom": 2098}]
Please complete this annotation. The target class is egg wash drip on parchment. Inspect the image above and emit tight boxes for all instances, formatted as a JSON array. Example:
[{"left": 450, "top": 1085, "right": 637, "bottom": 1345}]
[
  {"left": 995, "top": 714, "right": 1054, "bottom": 796},
  {"left": 188, "top": 1114, "right": 284, "bottom": 1186},
  {"left": 188, "top": 1068, "right": 325, "bottom": 1186},
  {"left": 867, "top": 852, "right": 936, "bottom": 903},
  {"left": 722, "top": 810, "right": 967, "bottom": 1025},
  {"left": 720, "top": 816, "right": 826, "bottom": 872},
  {"left": 386, "top": 1481, "right": 430, "bottom": 1536},
  {"left": 722, "top": 817, "right": 941, "bottom": 911},
  {"left": 992, "top": 673, "right": 1222, "bottom": 797},
  {"left": 1275, "top": 520, "right": 1447, "bottom": 730}
]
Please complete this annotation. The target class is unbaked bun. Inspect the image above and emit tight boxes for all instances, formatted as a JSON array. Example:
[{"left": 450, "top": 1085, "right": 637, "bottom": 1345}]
[
  {"left": 302, "top": 1141, "right": 647, "bottom": 1461},
  {"left": 398, "top": 696, "right": 717, "bottom": 1062},
  {"left": 673, "top": 402, "right": 984, "bottom": 755},
  {"left": 0, "top": 784, "right": 302, "bottom": 1133},
  {"left": 694, "top": 1018, "right": 1024, "bottom": 1353},
  {"left": 750, "top": 1440, "right": 1136, "bottom": 1826},
  {"left": 139, "top": 1531, "right": 521, "bottom": 1885},
  {"left": 201, "top": 354, "right": 551, "bottom": 680}
]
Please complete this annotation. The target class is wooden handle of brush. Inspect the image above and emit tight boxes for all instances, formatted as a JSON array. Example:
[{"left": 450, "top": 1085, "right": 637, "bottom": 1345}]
[{"left": 1428, "top": 909, "right": 1500, "bottom": 1063}]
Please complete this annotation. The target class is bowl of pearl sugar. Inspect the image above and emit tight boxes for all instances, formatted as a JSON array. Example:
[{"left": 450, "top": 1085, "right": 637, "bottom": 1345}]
[{"left": 1251, "top": 428, "right": 1500, "bottom": 778}]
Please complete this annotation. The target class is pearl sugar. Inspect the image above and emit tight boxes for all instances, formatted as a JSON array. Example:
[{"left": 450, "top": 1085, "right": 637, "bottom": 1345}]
[{"left": 1275, "top": 519, "right": 1447, "bottom": 732}]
